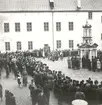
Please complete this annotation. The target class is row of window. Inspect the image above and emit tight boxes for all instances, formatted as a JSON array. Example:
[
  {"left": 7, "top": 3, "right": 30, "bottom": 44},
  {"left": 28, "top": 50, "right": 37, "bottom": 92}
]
[
  {"left": 56, "top": 40, "right": 73, "bottom": 48},
  {"left": 4, "top": 22, "right": 74, "bottom": 32},
  {"left": 4, "top": 22, "right": 32, "bottom": 32},
  {"left": 5, "top": 40, "right": 74, "bottom": 51},
  {"left": 5, "top": 41, "right": 33, "bottom": 51}
]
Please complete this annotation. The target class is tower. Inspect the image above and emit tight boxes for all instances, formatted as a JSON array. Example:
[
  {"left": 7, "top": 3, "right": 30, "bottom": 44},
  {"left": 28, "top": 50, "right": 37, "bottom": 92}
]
[
  {"left": 77, "top": 21, "right": 98, "bottom": 67},
  {"left": 83, "top": 21, "right": 92, "bottom": 44}
]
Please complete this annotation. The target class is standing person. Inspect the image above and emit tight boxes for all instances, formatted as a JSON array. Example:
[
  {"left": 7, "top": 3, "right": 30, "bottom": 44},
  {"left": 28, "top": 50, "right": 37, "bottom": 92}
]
[
  {"left": 0, "top": 84, "right": 3, "bottom": 101},
  {"left": 97, "top": 85, "right": 102, "bottom": 104},
  {"left": 5, "top": 64, "right": 10, "bottom": 78},
  {"left": 17, "top": 73, "right": 21, "bottom": 88},
  {"left": 67, "top": 56, "right": 72, "bottom": 69},
  {"left": 22, "top": 66, "right": 28, "bottom": 87},
  {"left": 87, "top": 59, "right": 91, "bottom": 71},
  {"left": 31, "top": 86, "right": 37, "bottom": 105},
  {"left": 82, "top": 56, "right": 85, "bottom": 68},
  {"left": 10, "top": 93, "right": 16, "bottom": 105},
  {"left": 92, "top": 57, "right": 97, "bottom": 72},
  {"left": 5, "top": 90, "right": 10, "bottom": 105},
  {"left": 43, "top": 81, "right": 50, "bottom": 105},
  {"left": 29, "top": 79, "right": 35, "bottom": 98},
  {"left": 74, "top": 87, "right": 85, "bottom": 100},
  {"left": 37, "top": 89, "right": 48, "bottom": 105},
  {"left": 0, "top": 58, "right": 2, "bottom": 78},
  {"left": 97, "top": 59, "right": 101, "bottom": 72}
]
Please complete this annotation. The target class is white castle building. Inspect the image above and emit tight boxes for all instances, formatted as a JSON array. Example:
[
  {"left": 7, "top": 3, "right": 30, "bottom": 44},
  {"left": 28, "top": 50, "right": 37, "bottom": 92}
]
[{"left": 0, "top": 0, "right": 102, "bottom": 52}]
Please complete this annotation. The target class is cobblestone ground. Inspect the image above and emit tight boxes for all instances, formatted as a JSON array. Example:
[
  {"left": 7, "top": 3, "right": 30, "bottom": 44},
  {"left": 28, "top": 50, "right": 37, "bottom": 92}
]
[
  {"left": 0, "top": 57, "right": 102, "bottom": 105},
  {"left": 37, "top": 57, "right": 102, "bottom": 82}
]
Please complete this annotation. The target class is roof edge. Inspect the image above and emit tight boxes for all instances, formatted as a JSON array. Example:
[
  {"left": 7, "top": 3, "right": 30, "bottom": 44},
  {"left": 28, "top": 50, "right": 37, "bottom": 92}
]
[{"left": 0, "top": 10, "right": 102, "bottom": 13}]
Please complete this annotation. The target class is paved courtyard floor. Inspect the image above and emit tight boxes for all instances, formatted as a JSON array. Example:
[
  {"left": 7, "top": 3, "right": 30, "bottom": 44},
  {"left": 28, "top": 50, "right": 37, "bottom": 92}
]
[
  {"left": 0, "top": 57, "right": 102, "bottom": 105},
  {"left": 37, "top": 57, "right": 102, "bottom": 82}
]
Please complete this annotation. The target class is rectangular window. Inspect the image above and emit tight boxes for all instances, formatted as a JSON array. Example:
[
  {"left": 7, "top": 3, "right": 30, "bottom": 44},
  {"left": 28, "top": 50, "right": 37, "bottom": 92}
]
[
  {"left": 56, "top": 40, "right": 61, "bottom": 48},
  {"left": 17, "top": 41, "right": 22, "bottom": 50},
  {"left": 4, "top": 23, "right": 9, "bottom": 32},
  {"left": 15, "top": 23, "right": 20, "bottom": 32},
  {"left": 56, "top": 22, "right": 61, "bottom": 31},
  {"left": 101, "top": 33, "right": 102, "bottom": 40},
  {"left": 5, "top": 42, "right": 10, "bottom": 51},
  {"left": 28, "top": 41, "right": 33, "bottom": 50},
  {"left": 69, "top": 40, "right": 74, "bottom": 48},
  {"left": 101, "top": 16, "right": 102, "bottom": 23},
  {"left": 44, "top": 22, "right": 49, "bottom": 31},
  {"left": 27, "top": 22, "right": 32, "bottom": 31},
  {"left": 88, "top": 12, "right": 92, "bottom": 19},
  {"left": 69, "top": 22, "right": 74, "bottom": 31}
]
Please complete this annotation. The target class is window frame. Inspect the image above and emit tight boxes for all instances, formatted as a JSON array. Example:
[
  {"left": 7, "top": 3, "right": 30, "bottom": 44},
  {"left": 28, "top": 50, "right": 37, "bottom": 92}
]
[
  {"left": 101, "top": 33, "right": 102, "bottom": 40},
  {"left": 88, "top": 12, "right": 92, "bottom": 20},
  {"left": 5, "top": 42, "right": 10, "bottom": 51},
  {"left": 28, "top": 41, "right": 33, "bottom": 50},
  {"left": 69, "top": 22, "right": 74, "bottom": 31},
  {"left": 101, "top": 16, "right": 102, "bottom": 23},
  {"left": 15, "top": 23, "right": 20, "bottom": 32},
  {"left": 4, "top": 23, "right": 9, "bottom": 32},
  {"left": 44, "top": 22, "right": 49, "bottom": 31},
  {"left": 17, "top": 41, "right": 22, "bottom": 50},
  {"left": 56, "top": 40, "right": 61, "bottom": 48},
  {"left": 56, "top": 22, "right": 61, "bottom": 31},
  {"left": 27, "top": 22, "right": 32, "bottom": 32},
  {"left": 69, "top": 40, "right": 74, "bottom": 48}
]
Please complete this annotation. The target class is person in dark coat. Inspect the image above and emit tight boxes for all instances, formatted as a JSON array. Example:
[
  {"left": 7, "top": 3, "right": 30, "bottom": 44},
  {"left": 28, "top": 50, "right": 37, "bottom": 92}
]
[
  {"left": 10, "top": 94, "right": 16, "bottom": 105},
  {"left": 97, "top": 85, "right": 102, "bottom": 104},
  {"left": 29, "top": 79, "right": 35, "bottom": 98},
  {"left": 0, "top": 84, "right": 3, "bottom": 100},
  {"left": 82, "top": 56, "right": 85, "bottom": 68},
  {"left": 74, "top": 87, "right": 85, "bottom": 100},
  {"left": 5, "top": 90, "right": 10, "bottom": 105},
  {"left": 87, "top": 59, "right": 91, "bottom": 71},
  {"left": 31, "top": 86, "right": 37, "bottom": 105},
  {"left": 37, "top": 89, "right": 48, "bottom": 105},
  {"left": 43, "top": 81, "right": 50, "bottom": 105}
]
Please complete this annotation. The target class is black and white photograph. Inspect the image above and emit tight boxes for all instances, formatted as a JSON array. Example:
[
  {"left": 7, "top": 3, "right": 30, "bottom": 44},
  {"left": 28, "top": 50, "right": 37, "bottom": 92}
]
[{"left": 0, "top": 0, "right": 102, "bottom": 105}]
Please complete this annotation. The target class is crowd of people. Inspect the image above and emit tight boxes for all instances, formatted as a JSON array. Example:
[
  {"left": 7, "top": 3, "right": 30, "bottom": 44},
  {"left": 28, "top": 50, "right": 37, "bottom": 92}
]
[
  {"left": 47, "top": 50, "right": 63, "bottom": 61},
  {"left": 0, "top": 51, "right": 102, "bottom": 105},
  {"left": 67, "top": 55, "right": 102, "bottom": 72}
]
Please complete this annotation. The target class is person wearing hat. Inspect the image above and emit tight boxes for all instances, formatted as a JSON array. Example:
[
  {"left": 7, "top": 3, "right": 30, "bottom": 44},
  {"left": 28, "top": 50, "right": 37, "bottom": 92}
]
[{"left": 75, "top": 87, "right": 85, "bottom": 100}]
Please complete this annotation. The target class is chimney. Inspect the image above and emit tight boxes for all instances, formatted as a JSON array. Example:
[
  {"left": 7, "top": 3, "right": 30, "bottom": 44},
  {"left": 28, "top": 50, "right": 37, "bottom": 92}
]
[
  {"left": 49, "top": 0, "right": 54, "bottom": 9},
  {"left": 77, "top": 0, "right": 81, "bottom": 9}
]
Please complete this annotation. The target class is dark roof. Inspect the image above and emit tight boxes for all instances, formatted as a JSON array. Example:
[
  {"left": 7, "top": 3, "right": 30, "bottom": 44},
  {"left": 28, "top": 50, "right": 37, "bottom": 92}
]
[{"left": 0, "top": 0, "right": 102, "bottom": 12}]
